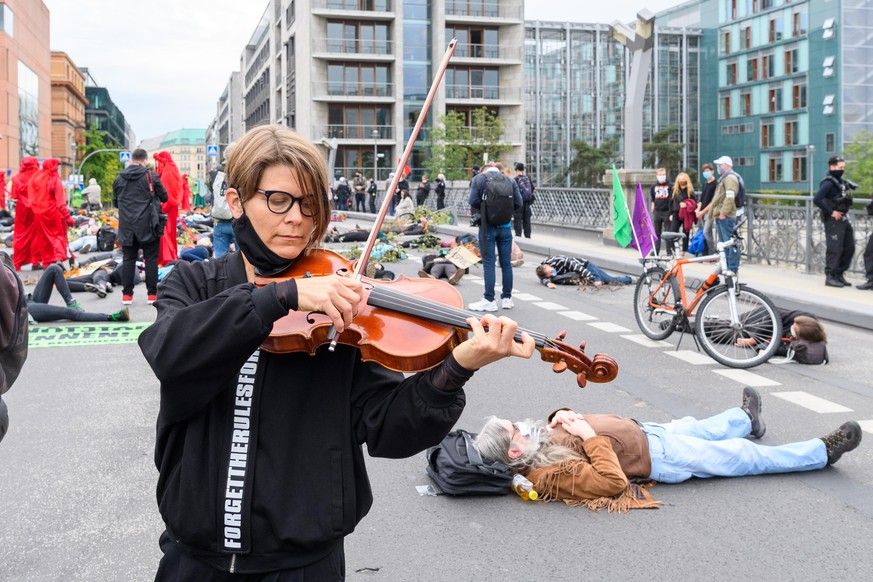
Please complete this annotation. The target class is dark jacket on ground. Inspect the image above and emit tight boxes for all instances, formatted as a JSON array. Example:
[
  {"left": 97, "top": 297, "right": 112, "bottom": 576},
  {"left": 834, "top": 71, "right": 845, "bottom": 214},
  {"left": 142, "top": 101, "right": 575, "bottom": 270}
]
[
  {"left": 113, "top": 164, "right": 168, "bottom": 246},
  {"left": 138, "top": 252, "right": 467, "bottom": 573}
]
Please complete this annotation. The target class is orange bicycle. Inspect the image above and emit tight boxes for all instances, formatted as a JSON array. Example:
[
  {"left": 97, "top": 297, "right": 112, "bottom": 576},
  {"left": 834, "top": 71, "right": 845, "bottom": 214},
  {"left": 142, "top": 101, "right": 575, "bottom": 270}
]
[{"left": 633, "top": 220, "right": 782, "bottom": 368}]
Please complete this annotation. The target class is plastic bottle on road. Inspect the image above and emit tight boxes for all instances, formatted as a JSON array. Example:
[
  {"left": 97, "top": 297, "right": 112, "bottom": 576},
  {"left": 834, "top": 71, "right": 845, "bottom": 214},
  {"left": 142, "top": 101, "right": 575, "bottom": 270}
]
[{"left": 511, "top": 474, "right": 538, "bottom": 501}]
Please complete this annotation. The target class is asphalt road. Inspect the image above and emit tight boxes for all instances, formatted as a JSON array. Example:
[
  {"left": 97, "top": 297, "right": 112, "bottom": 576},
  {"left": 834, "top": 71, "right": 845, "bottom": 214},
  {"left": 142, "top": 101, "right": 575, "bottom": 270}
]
[{"left": 1, "top": 238, "right": 871, "bottom": 581}]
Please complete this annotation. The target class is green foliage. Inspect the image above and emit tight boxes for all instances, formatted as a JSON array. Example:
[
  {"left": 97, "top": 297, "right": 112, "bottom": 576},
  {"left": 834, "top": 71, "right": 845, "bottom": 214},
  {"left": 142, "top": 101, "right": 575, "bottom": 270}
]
[
  {"left": 425, "top": 108, "right": 511, "bottom": 180},
  {"left": 644, "top": 126, "right": 685, "bottom": 177},
  {"left": 414, "top": 205, "right": 455, "bottom": 225},
  {"left": 566, "top": 139, "right": 617, "bottom": 187},
  {"left": 844, "top": 130, "right": 873, "bottom": 195},
  {"left": 80, "top": 125, "right": 124, "bottom": 206}
]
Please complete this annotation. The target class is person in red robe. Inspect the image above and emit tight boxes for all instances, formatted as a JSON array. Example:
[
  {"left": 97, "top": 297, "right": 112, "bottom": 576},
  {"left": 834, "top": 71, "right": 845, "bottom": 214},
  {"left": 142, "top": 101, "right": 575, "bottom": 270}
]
[
  {"left": 153, "top": 152, "right": 182, "bottom": 265},
  {"left": 10, "top": 157, "right": 40, "bottom": 270},
  {"left": 180, "top": 173, "right": 192, "bottom": 212},
  {"left": 28, "top": 159, "right": 73, "bottom": 266}
]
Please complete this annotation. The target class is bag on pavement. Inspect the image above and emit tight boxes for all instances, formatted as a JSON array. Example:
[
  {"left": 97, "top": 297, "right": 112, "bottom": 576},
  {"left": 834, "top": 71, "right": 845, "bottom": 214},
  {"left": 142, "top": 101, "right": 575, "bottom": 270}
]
[
  {"left": 426, "top": 429, "right": 512, "bottom": 495},
  {"left": 96, "top": 225, "right": 118, "bottom": 252}
]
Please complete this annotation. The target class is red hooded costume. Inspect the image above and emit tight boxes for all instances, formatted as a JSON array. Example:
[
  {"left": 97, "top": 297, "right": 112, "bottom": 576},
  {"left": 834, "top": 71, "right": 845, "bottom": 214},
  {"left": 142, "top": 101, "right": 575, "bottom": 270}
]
[
  {"left": 28, "top": 159, "right": 72, "bottom": 265},
  {"left": 154, "top": 152, "right": 183, "bottom": 265},
  {"left": 180, "top": 174, "right": 192, "bottom": 212},
  {"left": 10, "top": 157, "right": 40, "bottom": 269}
]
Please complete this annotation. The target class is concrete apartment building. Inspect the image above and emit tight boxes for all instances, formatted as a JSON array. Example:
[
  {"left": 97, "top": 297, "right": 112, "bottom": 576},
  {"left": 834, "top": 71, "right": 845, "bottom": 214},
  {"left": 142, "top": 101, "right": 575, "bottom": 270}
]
[
  {"left": 211, "top": 0, "right": 525, "bottom": 180},
  {"left": 0, "top": 0, "right": 52, "bottom": 174},
  {"left": 50, "top": 51, "right": 87, "bottom": 180},
  {"left": 139, "top": 129, "right": 208, "bottom": 183}
]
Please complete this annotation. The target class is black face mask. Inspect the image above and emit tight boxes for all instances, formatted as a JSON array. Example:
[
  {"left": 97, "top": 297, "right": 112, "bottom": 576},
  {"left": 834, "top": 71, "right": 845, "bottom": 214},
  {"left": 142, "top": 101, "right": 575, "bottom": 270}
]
[
  {"left": 831, "top": 170, "right": 844, "bottom": 180},
  {"left": 231, "top": 213, "right": 295, "bottom": 277}
]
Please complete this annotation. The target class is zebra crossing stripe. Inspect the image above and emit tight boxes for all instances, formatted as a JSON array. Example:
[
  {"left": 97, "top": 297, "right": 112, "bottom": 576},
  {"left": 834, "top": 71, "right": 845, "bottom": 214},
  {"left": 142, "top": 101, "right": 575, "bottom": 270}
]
[
  {"left": 558, "top": 311, "right": 598, "bottom": 321},
  {"left": 622, "top": 334, "right": 672, "bottom": 348},
  {"left": 587, "top": 322, "right": 631, "bottom": 333},
  {"left": 666, "top": 350, "right": 719, "bottom": 365},
  {"left": 511, "top": 292, "right": 542, "bottom": 301},
  {"left": 772, "top": 391, "right": 853, "bottom": 413},
  {"left": 712, "top": 369, "right": 781, "bottom": 386},
  {"left": 859, "top": 420, "right": 873, "bottom": 434},
  {"left": 531, "top": 301, "right": 570, "bottom": 311}
]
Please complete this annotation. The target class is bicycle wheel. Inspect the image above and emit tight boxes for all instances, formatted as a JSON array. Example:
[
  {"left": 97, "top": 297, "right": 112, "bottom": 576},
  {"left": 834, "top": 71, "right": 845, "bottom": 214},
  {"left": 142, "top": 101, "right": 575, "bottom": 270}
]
[
  {"left": 633, "top": 268, "right": 679, "bottom": 340},
  {"left": 695, "top": 285, "right": 783, "bottom": 368}
]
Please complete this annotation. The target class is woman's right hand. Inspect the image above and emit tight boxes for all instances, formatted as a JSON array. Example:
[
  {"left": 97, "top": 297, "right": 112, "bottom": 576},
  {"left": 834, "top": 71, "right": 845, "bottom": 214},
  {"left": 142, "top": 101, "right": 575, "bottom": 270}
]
[{"left": 295, "top": 275, "right": 364, "bottom": 333}]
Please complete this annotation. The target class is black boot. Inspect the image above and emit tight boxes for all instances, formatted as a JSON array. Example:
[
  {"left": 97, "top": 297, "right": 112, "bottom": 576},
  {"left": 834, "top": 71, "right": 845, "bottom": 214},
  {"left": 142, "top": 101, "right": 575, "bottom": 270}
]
[
  {"left": 825, "top": 277, "right": 845, "bottom": 288},
  {"left": 857, "top": 280, "right": 873, "bottom": 291},
  {"left": 821, "top": 421, "right": 862, "bottom": 465},
  {"left": 837, "top": 274, "right": 853, "bottom": 287},
  {"left": 741, "top": 387, "right": 766, "bottom": 439}
]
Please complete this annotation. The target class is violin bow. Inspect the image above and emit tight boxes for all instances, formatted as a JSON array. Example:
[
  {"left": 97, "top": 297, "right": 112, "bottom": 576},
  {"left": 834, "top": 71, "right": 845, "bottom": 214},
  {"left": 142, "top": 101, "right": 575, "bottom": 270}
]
[{"left": 326, "top": 38, "right": 457, "bottom": 351}]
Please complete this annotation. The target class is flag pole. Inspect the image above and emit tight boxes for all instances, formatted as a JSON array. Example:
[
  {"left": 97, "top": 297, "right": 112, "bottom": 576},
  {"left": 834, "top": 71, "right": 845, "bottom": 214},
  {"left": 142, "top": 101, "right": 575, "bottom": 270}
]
[{"left": 625, "top": 181, "right": 645, "bottom": 259}]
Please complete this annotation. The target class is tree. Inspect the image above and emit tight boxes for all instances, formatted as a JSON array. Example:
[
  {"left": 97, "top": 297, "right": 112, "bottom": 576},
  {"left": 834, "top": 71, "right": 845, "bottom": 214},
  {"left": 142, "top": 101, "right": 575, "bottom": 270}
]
[
  {"left": 844, "top": 130, "right": 873, "bottom": 195},
  {"left": 79, "top": 125, "right": 124, "bottom": 206},
  {"left": 644, "top": 126, "right": 685, "bottom": 177},
  {"left": 425, "top": 107, "right": 511, "bottom": 180},
  {"left": 566, "top": 139, "right": 618, "bottom": 187}
]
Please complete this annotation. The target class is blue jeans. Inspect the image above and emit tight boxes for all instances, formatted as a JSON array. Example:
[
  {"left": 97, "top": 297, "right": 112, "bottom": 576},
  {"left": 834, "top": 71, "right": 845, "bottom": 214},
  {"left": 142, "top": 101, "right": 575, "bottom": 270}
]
[
  {"left": 715, "top": 216, "right": 739, "bottom": 272},
  {"left": 643, "top": 408, "right": 826, "bottom": 483},
  {"left": 212, "top": 220, "right": 235, "bottom": 258},
  {"left": 479, "top": 224, "right": 513, "bottom": 302},
  {"left": 586, "top": 262, "right": 632, "bottom": 285}
]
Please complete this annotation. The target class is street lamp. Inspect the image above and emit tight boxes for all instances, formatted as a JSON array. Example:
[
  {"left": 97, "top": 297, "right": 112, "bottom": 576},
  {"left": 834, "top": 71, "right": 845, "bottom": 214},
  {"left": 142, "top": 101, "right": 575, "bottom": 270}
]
[{"left": 372, "top": 128, "right": 380, "bottom": 183}]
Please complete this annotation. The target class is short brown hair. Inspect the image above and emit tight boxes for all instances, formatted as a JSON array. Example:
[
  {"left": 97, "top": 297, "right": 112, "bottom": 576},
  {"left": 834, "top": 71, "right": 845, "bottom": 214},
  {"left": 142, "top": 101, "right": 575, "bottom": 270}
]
[
  {"left": 226, "top": 125, "right": 331, "bottom": 250},
  {"left": 793, "top": 316, "right": 827, "bottom": 343},
  {"left": 702, "top": 163, "right": 713, "bottom": 171}
]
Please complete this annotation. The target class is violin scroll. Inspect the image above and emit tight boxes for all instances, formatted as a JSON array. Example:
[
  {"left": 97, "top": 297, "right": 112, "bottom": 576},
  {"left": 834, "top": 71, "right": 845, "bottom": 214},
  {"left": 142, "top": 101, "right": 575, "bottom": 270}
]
[{"left": 537, "top": 332, "right": 619, "bottom": 388}]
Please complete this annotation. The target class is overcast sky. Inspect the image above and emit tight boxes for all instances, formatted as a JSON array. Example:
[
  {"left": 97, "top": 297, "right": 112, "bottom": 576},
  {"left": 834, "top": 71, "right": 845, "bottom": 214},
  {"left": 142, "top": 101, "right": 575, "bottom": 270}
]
[{"left": 42, "top": 0, "right": 682, "bottom": 142}]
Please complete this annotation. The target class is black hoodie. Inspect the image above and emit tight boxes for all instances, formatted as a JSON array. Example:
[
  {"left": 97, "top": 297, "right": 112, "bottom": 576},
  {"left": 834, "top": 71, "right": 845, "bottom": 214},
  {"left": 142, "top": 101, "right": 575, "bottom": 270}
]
[
  {"left": 138, "top": 252, "right": 467, "bottom": 573},
  {"left": 112, "top": 164, "right": 168, "bottom": 245}
]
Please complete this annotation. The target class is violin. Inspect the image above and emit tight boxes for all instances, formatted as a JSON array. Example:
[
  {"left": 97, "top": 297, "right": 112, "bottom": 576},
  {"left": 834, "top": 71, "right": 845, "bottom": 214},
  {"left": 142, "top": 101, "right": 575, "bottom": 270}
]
[
  {"left": 254, "top": 39, "right": 619, "bottom": 388},
  {"left": 255, "top": 250, "right": 617, "bottom": 388}
]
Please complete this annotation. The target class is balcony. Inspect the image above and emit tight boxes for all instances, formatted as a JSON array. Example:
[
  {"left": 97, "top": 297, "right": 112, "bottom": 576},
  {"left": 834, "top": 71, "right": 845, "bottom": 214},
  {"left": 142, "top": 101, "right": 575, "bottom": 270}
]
[
  {"left": 445, "top": 85, "right": 522, "bottom": 103},
  {"left": 451, "top": 43, "right": 523, "bottom": 63},
  {"left": 320, "top": 125, "right": 394, "bottom": 140},
  {"left": 312, "top": 0, "right": 394, "bottom": 20},
  {"left": 445, "top": 1, "right": 523, "bottom": 21},
  {"left": 313, "top": 81, "right": 395, "bottom": 101},
  {"left": 312, "top": 37, "right": 395, "bottom": 60}
]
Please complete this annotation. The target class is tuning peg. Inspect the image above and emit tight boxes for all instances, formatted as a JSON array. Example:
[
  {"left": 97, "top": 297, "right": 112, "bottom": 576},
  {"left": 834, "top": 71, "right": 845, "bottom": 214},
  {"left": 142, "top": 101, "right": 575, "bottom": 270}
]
[
  {"left": 578, "top": 340, "right": 587, "bottom": 351},
  {"left": 576, "top": 373, "right": 587, "bottom": 388},
  {"left": 555, "top": 330, "right": 567, "bottom": 341},
  {"left": 552, "top": 361, "right": 568, "bottom": 373}
]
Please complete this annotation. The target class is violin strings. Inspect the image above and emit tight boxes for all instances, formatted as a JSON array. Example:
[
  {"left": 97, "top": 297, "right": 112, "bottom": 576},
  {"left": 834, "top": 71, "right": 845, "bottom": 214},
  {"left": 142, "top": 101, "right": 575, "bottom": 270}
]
[{"left": 367, "top": 285, "right": 556, "bottom": 349}]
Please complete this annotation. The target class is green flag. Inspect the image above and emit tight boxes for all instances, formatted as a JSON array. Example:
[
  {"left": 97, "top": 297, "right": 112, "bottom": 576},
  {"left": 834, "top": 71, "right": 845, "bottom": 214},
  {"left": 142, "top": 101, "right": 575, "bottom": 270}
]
[{"left": 611, "top": 165, "right": 632, "bottom": 248}]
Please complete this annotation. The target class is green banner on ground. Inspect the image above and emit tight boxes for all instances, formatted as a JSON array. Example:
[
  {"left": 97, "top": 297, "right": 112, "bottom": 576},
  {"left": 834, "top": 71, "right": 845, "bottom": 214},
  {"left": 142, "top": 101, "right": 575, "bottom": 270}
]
[{"left": 28, "top": 322, "right": 151, "bottom": 348}]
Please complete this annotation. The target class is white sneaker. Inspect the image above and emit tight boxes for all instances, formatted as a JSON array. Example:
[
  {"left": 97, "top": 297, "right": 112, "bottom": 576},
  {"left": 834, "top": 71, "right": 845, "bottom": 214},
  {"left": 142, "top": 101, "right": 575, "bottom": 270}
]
[
  {"left": 468, "top": 298, "right": 498, "bottom": 312},
  {"left": 500, "top": 297, "right": 514, "bottom": 309}
]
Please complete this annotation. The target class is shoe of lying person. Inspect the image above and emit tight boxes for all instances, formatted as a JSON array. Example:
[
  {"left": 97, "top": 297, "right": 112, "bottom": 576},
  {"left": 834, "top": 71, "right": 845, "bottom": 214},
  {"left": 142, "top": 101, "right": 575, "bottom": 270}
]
[
  {"left": 84, "top": 282, "right": 107, "bottom": 298},
  {"left": 741, "top": 387, "right": 766, "bottom": 439},
  {"left": 821, "top": 421, "right": 862, "bottom": 465},
  {"left": 109, "top": 307, "right": 130, "bottom": 322}
]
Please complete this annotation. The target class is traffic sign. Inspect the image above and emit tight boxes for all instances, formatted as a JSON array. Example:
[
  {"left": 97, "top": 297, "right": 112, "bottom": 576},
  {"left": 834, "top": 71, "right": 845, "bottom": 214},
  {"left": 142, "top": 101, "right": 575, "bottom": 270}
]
[
  {"left": 119, "top": 151, "right": 131, "bottom": 163},
  {"left": 207, "top": 144, "right": 219, "bottom": 157}
]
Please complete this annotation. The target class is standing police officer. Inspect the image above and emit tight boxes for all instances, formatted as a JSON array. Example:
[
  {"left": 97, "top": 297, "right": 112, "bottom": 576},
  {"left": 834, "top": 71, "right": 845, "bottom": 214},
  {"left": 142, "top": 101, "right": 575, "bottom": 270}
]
[{"left": 814, "top": 155, "right": 856, "bottom": 288}]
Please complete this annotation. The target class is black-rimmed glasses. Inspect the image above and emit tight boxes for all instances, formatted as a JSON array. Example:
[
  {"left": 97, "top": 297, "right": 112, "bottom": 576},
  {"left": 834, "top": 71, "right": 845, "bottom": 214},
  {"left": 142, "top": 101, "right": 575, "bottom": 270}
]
[{"left": 256, "top": 189, "right": 317, "bottom": 217}]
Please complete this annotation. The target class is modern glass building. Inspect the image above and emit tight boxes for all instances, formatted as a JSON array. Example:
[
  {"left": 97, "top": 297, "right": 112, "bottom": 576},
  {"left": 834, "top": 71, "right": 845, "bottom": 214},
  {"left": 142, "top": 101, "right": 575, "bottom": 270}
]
[
  {"left": 659, "top": 0, "right": 873, "bottom": 191},
  {"left": 524, "top": 21, "right": 701, "bottom": 187},
  {"left": 81, "top": 68, "right": 133, "bottom": 150}
]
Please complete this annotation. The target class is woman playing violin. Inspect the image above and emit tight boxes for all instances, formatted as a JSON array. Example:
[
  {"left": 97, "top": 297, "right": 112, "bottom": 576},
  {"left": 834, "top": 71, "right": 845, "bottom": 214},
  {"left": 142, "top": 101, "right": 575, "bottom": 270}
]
[{"left": 139, "top": 125, "right": 535, "bottom": 580}]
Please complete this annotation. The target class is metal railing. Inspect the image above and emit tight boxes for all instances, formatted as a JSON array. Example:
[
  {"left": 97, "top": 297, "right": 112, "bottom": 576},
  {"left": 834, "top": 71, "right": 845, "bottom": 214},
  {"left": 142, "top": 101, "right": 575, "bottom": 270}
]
[
  {"left": 322, "top": 0, "right": 392, "bottom": 11},
  {"left": 393, "top": 186, "right": 872, "bottom": 276},
  {"left": 445, "top": 85, "right": 521, "bottom": 101},
  {"left": 444, "top": 1, "right": 522, "bottom": 19},
  {"left": 314, "top": 81, "right": 394, "bottom": 98},
  {"left": 321, "top": 124, "right": 394, "bottom": 139},
  {"left": 316, "top": 37, "right": 393, "bottom": 56},
  {"left": 451, "top": 44, "right": 522, "bottom": 60}
]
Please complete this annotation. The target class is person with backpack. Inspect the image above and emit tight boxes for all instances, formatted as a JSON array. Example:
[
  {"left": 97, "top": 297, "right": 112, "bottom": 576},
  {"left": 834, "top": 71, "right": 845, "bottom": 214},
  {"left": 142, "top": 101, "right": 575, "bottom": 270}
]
[
  {"left": 709, "top": 155, "right": 744, "bottom": 273},
  {"left": 512, "top": 162, "right": 535, "bottom": 239},
  {"left": 467, "top": 161, "right": 522, "bottom": 312},
  {"left": 473, "top": 388, "right": 862, "bottom": 511},
  {"left": 211, "top": 143, "right": 238, "bottom": 259}
]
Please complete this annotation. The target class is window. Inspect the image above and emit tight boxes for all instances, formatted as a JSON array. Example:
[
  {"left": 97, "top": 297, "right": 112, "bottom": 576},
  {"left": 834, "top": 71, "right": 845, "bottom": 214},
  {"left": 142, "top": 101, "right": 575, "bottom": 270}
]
[
  {"left": 723, "top": 31, "right": 731, "bottom": 54},
  {"left": 823, "top": 18, "right": 835, "bottom": 40},
  {"left": 327, "top": 105, "right": 392, "bottom": 138},
  {"left": 826, "top": 132, "right": 836, "bottom": 152},
  {"left": 327, "top": 63, "right": 391, "bottom": 96},
  {"left": 769, "top": 155, "right": 783, "bottom": 182},
  {"left": 727, "top": 62, "right": 737, "bottom": 85},
  {"left": 792, "top": 83, "right": 806, "bottom": 109},
  {"left": 326, "top": 20, "right": 390, "bottom": 54},
  {"left": 769, "top": 18, "right": 782, "bottom": 43},
  {"left": 748, "top": 57, "right": 758, "bottom": 81},
  {"left": 0, "top": 3, "right": 13, "bottom": 36},
  {"left": 768, "top": 87, "right": 782, "bottom": 112},
  {"left": 823, "top": 94, "right": 835, "bottom": 115},
  {"left": 785, "top": 48, "right": 798, "bottom": 74},
  {"left": 723, "top": 95, "right": 732, "bottom": 119},
  {"left": 447, "top": 25, "right": 499, "bottom": 58},
  {"left": 18, "top": 61, "right": 38, "bottom": 158},
  {"left": 784, "top": 120, "right": 798, "bottom": 145},
  {"left": 741, "top": 91, "right": 752, "bottom": 115},
  {"left": 823, "top": 56, "right": 835, "bottom": 78},
  {"left": 792, "top": 155, "right": 807, "bottom": 182},
  {"left": 731, "top": 0, "right": 737, "bottom": 19},
  {"left": 793, "top": 11, "right": 808, "bottom": 36},
  {"left": 744, "top": 26, "right": 752, "bottom": 49},
  {"left": 761, "top": 121, "right": 772, "bottom": 147},
  {"left": 447, "top": 66, "right": 499, "bottom": 99},
  {"left": 762, "top": 54, "right": 773, "bottom": 79}
]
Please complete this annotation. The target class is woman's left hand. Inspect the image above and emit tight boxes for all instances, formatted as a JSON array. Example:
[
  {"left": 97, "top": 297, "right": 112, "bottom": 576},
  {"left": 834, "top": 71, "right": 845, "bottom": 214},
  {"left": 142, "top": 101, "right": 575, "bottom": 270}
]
[{"left": 452, "top": 314, "right": 535, "bottom": 370}]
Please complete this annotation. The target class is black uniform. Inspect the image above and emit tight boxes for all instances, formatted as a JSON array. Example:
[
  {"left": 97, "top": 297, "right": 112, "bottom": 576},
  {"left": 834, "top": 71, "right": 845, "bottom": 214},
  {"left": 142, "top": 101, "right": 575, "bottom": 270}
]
[
  {"left": 139, "top": 252, "right": 468, "bottom": 576},
  {"left": 813, "top": 172, "right": 855, "bottom": 281}
]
